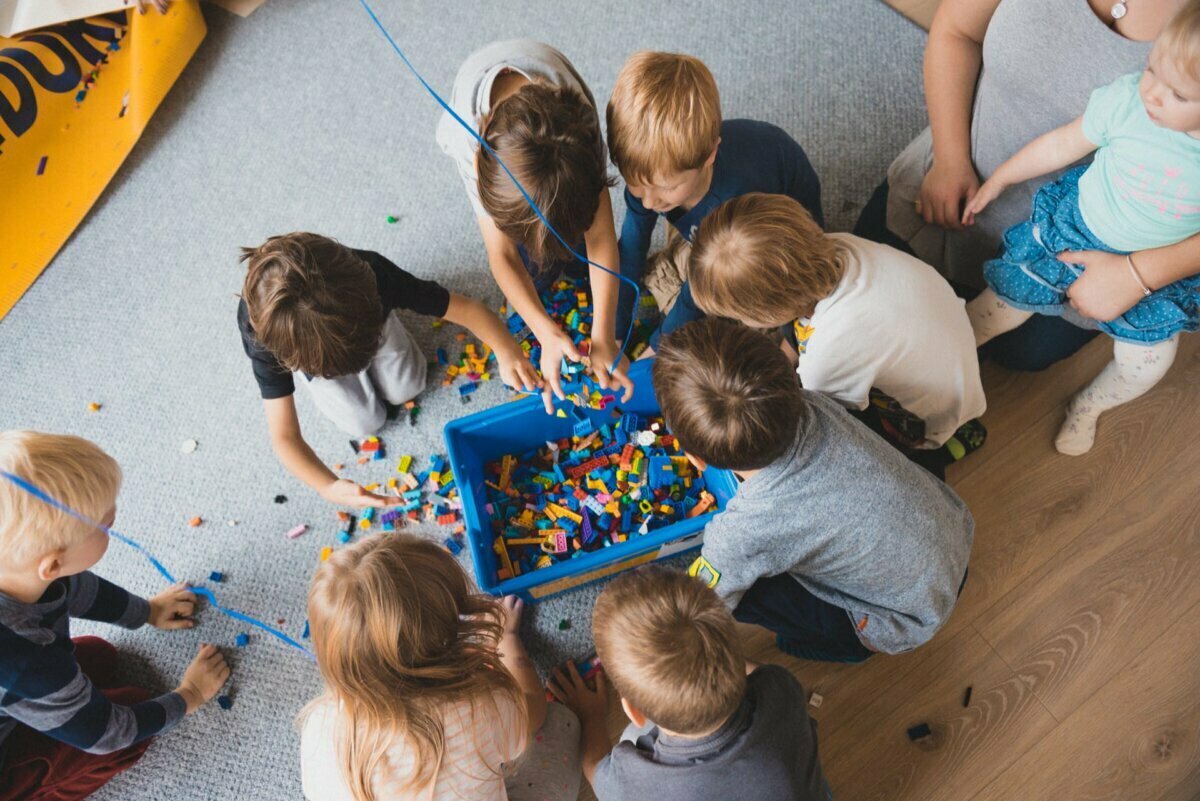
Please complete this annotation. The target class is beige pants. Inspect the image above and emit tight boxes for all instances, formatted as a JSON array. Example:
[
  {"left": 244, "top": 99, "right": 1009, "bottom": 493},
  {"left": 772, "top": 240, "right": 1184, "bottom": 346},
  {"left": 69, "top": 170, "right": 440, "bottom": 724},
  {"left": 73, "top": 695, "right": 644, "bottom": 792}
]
[{"left": 299, "top": 312, "right": 426, "bottom": 437}]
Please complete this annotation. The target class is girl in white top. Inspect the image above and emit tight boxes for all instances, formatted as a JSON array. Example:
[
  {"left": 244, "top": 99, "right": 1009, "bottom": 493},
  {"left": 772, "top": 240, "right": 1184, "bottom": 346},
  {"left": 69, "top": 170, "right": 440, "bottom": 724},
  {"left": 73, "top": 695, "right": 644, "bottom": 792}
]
[
  {"left": 299, "top": 533, "right": 580, "bottom": 801},
  {"left": 689, "top": 193, "right": 986, "bottom": 457}
]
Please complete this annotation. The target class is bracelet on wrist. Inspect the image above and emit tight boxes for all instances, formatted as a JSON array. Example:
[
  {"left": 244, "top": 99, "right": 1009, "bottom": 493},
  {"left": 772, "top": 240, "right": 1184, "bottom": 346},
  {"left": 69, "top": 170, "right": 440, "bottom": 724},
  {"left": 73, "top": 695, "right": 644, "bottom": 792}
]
[{"left": 1126, "top": 254, "right": 1153, "bottom": 297}]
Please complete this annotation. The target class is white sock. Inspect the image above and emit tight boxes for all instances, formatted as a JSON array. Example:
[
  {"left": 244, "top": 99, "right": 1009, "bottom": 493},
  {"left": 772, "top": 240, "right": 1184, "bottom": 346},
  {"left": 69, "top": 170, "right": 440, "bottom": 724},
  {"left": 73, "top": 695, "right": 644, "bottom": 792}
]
[
  {"left": 966, "top": 289, "right": 1034, "bottom": 348},
  {"left": 1056, "top": 336, "right": 1179, "bottom": 455}
]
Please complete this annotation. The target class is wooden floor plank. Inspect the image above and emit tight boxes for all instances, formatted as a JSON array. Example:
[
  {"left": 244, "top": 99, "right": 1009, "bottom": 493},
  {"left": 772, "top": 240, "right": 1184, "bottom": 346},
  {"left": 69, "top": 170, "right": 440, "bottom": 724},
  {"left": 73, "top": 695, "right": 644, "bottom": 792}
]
[
  {"left": 947, "top": 336, "right": 1113, "bottom": 485},
  {"left": 971, "top": 606, "right": 1200, "bottom": 801},
  {"left": 818, "top": 626, "right": 1058, "bottom": 799},
  {"left": 977, "top": 437, "right": 1200, "bottom": 721}
]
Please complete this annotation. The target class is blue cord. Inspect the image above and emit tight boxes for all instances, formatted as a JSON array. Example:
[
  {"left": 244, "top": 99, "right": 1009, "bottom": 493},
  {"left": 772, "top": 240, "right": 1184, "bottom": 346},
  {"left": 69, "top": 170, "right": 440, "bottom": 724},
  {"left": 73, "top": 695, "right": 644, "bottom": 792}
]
[
  {"left": 0, "top": 470, "right": 315, "bottom": 660},
  {"left": 355, "top": 0, "right": 641, "bottom": 367}
]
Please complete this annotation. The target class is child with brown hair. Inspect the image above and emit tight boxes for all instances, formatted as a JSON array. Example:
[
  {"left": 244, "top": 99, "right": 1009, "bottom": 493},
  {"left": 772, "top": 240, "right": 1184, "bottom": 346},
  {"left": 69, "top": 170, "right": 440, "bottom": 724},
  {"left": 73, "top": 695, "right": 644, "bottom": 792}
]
[
  {"left": 0, "top": 431, "right": 230, "bottom": 801},
  {"left": 551, "top": 565, "right": 830, "bottom": 801},
  {"left": 239, "top": 232, "right": 538, "bottom": 509},
  {"left": 652, "top": 319, "right": 974, "bottom": 662},
  {"left": 437, "top": 40, "right": 632, "bottom": 411},
  {"left": 299, "top": 532, "right": 580, "bottom": 801},
  {"left": 606, "top": 51, "right": 824, "bottom": 348},
  {"left": 689, "top": 192, "right": 986, "bottom": 473}
]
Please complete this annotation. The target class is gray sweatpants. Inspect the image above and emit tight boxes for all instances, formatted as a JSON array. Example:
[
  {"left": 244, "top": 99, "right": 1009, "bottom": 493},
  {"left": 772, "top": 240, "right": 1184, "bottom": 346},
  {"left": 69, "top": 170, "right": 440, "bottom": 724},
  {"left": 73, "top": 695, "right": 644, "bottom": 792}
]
[
  {"left": 506, "top": 702, "right": 582, "bottom": 801},
  {"left": 299, "top": 312, "right": 427, "bottom": 437}
]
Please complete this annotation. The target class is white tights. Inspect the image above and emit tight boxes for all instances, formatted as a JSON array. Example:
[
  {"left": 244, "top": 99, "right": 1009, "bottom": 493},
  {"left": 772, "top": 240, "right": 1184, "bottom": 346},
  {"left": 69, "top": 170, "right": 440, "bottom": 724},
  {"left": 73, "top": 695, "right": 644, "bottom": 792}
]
[{"left": 966, "top": 289, "right": 1180, "bottom": 455}]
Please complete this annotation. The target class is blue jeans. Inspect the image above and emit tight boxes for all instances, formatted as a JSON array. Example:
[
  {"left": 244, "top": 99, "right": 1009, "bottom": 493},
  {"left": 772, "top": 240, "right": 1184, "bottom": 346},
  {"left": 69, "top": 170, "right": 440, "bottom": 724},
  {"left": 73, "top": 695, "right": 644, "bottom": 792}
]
[
  {"left": 853, "top": 179, "right": 1100, "bottom": 371},
  {"left": 733, "top": 574, "right": 874, "bottom": 663}
]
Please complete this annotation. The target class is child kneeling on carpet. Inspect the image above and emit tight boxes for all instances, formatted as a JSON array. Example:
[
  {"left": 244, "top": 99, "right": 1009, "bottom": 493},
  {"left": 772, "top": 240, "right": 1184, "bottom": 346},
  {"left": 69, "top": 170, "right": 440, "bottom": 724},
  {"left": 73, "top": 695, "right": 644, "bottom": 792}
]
[
  {"left": 299, "top": 533, "right": 581, "bottom": 801},
  {"left": 962, "top": 1, "right": 1200, "bottom": 455},
  {"left": 653, "top": 319, "right": 974, "bottom": 662},
  {"left": 437, "top": 40, "right": 632, "bottom": 412},
  {"left": 550, "top": 565, "right": 831, "bottom": 801},
  {"left": 239, "top": 232, "right": 538, "bottom": 509},
  {"left": 688, "top": 192, "right": 987, "bottom": 477},
  {"left": 0, "top": 431, "right": 230, "bottom": 801}
]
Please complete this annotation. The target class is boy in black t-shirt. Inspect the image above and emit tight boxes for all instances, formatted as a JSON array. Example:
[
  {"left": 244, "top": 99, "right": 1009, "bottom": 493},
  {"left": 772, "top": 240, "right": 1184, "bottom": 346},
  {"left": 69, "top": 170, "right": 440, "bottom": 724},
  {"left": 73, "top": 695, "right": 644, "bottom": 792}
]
[{"left": 238, "top": 233, "right": 539, "bottom": 509}]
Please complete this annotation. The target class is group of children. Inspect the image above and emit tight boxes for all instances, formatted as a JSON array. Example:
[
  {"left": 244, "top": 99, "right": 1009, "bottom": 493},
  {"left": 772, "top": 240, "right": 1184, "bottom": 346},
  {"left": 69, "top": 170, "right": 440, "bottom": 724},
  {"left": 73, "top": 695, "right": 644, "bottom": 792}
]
[{"left": 2, "top": 2, "right": 1198, "bottom": 798}]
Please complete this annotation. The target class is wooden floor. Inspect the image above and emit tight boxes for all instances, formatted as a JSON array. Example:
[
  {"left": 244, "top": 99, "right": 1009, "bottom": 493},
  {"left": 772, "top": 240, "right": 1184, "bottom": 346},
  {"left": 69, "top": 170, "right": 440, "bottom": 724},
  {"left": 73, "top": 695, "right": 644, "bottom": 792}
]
[{"left": 582, "top": 334, "right": 1200, "bottom": 801}]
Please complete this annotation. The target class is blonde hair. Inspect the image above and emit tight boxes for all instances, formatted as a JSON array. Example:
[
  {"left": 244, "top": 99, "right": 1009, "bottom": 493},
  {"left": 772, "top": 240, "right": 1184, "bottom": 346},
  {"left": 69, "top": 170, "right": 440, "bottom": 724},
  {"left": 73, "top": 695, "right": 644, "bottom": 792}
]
[
  {"left": 593, "top": 565, "right": 746, "bottom": 735},
  {"left": 689, "top": 193, "right": 844, "bottom": 327},
  {"left": 606, "top": 51, "right": 722, "bottom": 185},
  {"left": 300, "top": 533, "right": 525, "bottom": 801},
  {"left": 0, "top": 431, "right": 121, "bottom": 564},
  {"left": 1156, "top": 0, "right": 1200, "bottom": 83}
]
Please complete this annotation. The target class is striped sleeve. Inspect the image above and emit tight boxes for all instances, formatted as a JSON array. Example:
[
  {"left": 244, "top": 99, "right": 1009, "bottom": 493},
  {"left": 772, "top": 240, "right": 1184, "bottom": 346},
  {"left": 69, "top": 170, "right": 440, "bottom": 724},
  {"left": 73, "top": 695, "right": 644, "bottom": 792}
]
[
  {"left": 65, "top": 572, "right": 149, "bottom": 629},
  {"left": 2, "top": 645, "right": 185, "bottom": 754}
]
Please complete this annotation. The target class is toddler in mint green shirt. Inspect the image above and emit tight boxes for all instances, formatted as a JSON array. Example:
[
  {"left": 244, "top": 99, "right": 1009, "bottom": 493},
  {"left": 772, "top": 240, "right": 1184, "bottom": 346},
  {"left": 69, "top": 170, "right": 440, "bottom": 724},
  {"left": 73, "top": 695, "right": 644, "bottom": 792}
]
[{"left": 955, "top": 2, "right": 1200, "bottom": 457}]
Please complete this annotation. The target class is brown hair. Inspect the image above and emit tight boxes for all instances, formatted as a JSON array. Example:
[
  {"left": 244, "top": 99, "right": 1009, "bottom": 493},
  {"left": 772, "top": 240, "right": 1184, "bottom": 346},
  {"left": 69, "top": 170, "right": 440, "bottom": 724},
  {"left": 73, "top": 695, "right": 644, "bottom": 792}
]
[
  {"left": 240, "top": 233, "right": 383, "bottom": 378},
  {"left": 606, "top": 51, "right": 722, "bottom": 185},
  {"left": 477, "top": 82, "right": 611, "bottom": 267},
  {"left": 652, "top": 318, "right": 805, "bottom": 471},
  {"left": 0, "top": 431, "right": 121, "bottom": 564},
  {"left": 593, "top": 565, "right": 745, "bottom": 735},
  {"left": 1156, "top": 0, "right": 1200, "bottom": 83},
  {"left": 690, "top": 193, "right": 844, "bottom": 327},
  {"left": 300, "top": 533, "right": 526, "bottom": 801}
]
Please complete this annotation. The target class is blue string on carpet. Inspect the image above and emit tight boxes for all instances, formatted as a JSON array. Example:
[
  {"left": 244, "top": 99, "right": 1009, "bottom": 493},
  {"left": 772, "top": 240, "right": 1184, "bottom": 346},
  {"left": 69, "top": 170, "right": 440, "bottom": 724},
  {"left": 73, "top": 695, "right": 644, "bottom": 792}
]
[
  {"left": 0, "top": 470, "right": 315, "bottom": 660},
  {"left": 355, "top": 0, "right": 642, "bottom": 367}
]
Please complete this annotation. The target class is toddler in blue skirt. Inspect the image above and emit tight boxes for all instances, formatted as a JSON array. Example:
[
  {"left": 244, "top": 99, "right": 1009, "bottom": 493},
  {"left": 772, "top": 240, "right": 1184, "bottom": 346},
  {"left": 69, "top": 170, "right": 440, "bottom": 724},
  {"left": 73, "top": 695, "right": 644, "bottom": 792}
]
[{"left": 961, "top": 2, "right": 1200, "bottom": 455}]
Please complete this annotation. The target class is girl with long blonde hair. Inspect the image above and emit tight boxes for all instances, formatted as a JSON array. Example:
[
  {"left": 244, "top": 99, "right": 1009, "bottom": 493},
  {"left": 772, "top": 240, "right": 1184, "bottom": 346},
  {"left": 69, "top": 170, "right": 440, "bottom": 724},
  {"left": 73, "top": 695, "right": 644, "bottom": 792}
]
[{"left": 298, "top": 533, "right": 581, "bottom": 801}]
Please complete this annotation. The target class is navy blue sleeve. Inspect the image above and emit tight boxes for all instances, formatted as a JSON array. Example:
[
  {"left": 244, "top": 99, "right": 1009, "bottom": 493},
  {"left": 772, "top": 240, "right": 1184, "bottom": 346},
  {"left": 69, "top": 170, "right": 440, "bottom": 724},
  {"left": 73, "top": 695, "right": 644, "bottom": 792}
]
[
  {"left": 2, "top": 643, "right": 186, "bottom": 754},
  {"left": 358, "top": 250, "right": 451, "bottom": 318},
  {"left": 237, "top": 299, "right": 295, "bottom": 400},
  {"left": 617, "top": 188, "right": 658, "bottom": 285},
  {"left": 777, "top": 130, "right": 824, "bottom": 228},
  {"left": 65, "top": 573, "right": 149, "bottom": 629}
]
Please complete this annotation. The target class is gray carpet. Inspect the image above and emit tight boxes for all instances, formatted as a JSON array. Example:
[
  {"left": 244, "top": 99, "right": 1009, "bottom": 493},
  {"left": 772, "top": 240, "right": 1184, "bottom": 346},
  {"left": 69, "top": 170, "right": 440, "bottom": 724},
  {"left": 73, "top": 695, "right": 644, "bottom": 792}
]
[{"left": 0, "top": 1, "right": 927, "bottom": 797}]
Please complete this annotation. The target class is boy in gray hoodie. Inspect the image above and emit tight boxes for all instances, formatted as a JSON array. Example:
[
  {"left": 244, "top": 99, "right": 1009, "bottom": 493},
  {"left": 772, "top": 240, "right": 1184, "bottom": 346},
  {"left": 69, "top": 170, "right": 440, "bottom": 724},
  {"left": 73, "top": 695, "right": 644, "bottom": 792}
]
[{"left": 653, "top": 319, "right": 974, "bottom": 661}]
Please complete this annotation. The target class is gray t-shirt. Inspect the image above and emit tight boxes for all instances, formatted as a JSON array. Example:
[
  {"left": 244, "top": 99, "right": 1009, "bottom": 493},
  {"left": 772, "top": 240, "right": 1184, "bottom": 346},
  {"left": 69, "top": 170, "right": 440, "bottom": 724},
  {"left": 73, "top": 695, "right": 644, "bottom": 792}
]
[
  {"left": 591, "top": 665, "right": 827, "bottom": 801},
  {"left": 887, "top": 0, "right": 1152, "bottom": 287},
  {"left": 435, "top": 39, "right": 595, "bottom": 219},
  {"left": 698, "top": 391, "right": 974, "bottom": 655}
]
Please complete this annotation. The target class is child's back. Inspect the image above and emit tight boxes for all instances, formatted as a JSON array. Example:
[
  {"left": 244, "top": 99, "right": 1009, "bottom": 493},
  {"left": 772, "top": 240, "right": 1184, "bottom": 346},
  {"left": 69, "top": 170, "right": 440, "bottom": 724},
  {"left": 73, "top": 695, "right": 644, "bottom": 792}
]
[{"left": 552, "top": 566, "right": 829, "bottom": 801}]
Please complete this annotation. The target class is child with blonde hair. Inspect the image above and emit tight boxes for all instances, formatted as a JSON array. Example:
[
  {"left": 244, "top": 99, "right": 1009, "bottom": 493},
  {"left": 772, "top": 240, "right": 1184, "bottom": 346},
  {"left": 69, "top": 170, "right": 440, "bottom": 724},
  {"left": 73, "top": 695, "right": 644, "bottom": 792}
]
[
  {"left": 963, "top": 0, "right": 1200, "bottom": 455},
  {"left": 0, "top": 431, "right": 230, "bottom": 801},
  {"left": 606, "top": 51, "right": 824, "bottom": 349},
  {"left": 299, "top": 533, "right": 580, "bottom": 801},
  {"left": 689, "top": 193, "right": 986, "bottom": 474}
]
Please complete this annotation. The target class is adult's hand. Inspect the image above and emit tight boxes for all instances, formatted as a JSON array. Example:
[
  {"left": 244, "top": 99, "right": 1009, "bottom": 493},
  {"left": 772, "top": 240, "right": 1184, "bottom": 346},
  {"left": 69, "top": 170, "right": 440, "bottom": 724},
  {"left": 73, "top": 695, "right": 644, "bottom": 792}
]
[
  {"left": 917, "top": 158, "right": 980, "bottom": 231},
  {"left": 1062, "top": 250, "right": 1147, "bottom": 322}
]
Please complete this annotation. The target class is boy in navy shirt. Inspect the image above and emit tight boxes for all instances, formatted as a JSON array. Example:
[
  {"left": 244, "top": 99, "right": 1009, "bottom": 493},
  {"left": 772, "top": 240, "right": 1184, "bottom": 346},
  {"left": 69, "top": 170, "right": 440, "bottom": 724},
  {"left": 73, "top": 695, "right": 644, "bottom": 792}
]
[{"left": 606, "top": 51, "right": 824, "bottom": 348}]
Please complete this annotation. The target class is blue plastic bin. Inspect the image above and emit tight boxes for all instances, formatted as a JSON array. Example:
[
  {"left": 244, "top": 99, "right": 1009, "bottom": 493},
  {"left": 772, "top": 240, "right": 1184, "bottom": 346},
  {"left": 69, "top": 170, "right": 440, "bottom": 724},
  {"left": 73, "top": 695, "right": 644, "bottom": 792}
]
[{"left": 443, "top": 359, "right": 739, "bottom": 602}]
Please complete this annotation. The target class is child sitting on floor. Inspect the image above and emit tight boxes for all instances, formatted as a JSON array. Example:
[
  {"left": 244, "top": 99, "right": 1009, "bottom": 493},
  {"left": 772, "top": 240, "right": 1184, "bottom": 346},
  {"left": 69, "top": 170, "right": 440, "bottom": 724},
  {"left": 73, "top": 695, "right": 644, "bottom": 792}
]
[
  {"left": 551, "top": 565, "right": 831, "bottom": 801},
  {"left": 0, "top": 431, "right": 229, "bottom": 801},
  {"left": 299, "top": 533, "right": 580, "bottom": 801},
  {"left": 689, "top": 193, "right": 987, "bottom": 475},
  {"left": 437, "top": 39, "right": 632, "bottom": 411},
  {"left": 963, "top": 0, "right": 1200, "bottom": 455},
  {"left": 653, "top": 319, "right": 974, "bottom": 662},
  {"left": 606, "top": 51, "right": 824, "bottom": 350},
  {"left": 239, "top": 232, "right": 538, "bottom": 508}
]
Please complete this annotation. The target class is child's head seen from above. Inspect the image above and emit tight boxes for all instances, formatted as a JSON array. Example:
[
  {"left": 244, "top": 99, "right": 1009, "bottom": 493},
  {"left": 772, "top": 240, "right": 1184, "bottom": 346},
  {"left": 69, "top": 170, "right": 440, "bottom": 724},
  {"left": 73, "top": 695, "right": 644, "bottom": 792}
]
[
  {"left": 1142, "top": 0, "right": 1200, "bottom": 136},
  {"left": 0, "top": 431, "right": 120, "bottom": 578},
  {"left": 593, "top": 565, "right": 746, "bottom": 736},
  {"left": 241, "top": 233, "right": 384, "bottom": 379},
  {"left": 477, "top": 82, "right": 610, "bottom": 267},
  {"left": 607, "top": 51, "right": 722, "bottom": 213},
  {"left": 306, "top": 533, "right": 524, "bottom": 798},
  {"left": 689, "top": 193, "right": 844, "bottom": 329},
  {"left": 652, "top": 317, "right": 805, "bottom": 473}
]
